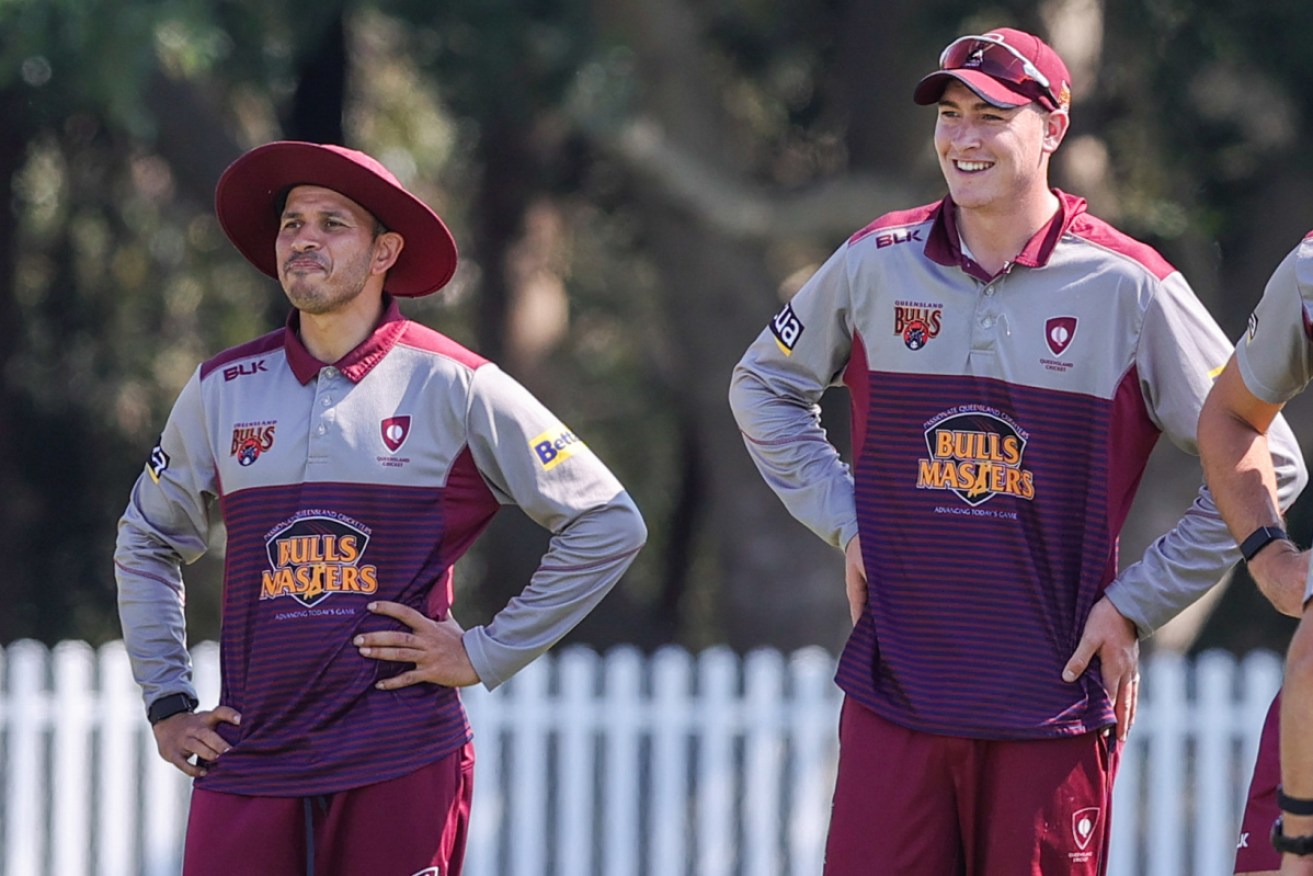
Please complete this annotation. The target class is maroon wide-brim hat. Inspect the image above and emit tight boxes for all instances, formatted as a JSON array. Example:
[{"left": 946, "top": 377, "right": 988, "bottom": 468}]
[{"left": 214, "top": 141, "right": 458, "bottom": 298}]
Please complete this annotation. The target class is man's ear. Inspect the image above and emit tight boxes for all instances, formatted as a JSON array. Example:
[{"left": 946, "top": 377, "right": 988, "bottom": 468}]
[
  {"left": 372, "top": 231, "right": 404, "bottom": 276},
  {"left": 1043, "top": 108, "right": 1071, "bottom": 154}
]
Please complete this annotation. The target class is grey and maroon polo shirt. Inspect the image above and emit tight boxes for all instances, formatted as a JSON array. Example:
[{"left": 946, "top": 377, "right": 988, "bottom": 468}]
[
  {"left": 116, "top": 297, "right": 645, "bottom": 795},
  {"left": 730, "top": 191, "right": 1303, "bottom": 740}
]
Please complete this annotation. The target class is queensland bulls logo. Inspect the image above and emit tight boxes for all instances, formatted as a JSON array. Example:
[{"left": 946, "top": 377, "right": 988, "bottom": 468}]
[
  {"left": 917, "top": 408, "right": 1036, "bottom": 506},
  {"left": 1045, "top": 316, "right": 1078, "bottom": 356},
  {"left": 894, "top": 301, "right": 943, "bottom": 350},
  {"left": 231, "top": 421, "right": 276, "bottom": 466},
  {"left": 261, "top": 513, "right": 379, "bottom": 608},
  {"left": 381, "top": 415, "right": 411, "bottom": 452}
]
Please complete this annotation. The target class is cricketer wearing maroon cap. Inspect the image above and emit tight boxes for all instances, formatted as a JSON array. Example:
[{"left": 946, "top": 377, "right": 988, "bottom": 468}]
[
  {"left": 115, "top": 141, "right": 646, "bottom": 875},
  {"left": 730, "top": 27, "right": 1304, "bottom": 876}
]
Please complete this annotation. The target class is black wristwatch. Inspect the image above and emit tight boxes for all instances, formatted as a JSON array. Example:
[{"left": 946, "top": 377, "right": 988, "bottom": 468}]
[
  {"left": 1241, "top": 525, "right": 1290, "bottom": 562},
  {"left": 147, "top": 692, "right": 199, "bottom": 725},
  {"left": 1273, "top": 816, "right": 1313, "bottom": 856}
]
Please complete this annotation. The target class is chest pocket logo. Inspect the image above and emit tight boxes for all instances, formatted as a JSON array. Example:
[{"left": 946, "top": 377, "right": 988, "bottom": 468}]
[
  {"left": 1045, "top": 316, "right": 1078, "bottom": 356},
  {"left": 381, "top": 416, "right": 411, "bottom": 452},
  {"left": 231, "top": 421, "right": 276, "bottom": 466}
]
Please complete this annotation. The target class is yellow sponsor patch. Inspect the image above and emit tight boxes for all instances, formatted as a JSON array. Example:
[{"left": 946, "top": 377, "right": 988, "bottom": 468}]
[{"left": 531, "top": 426, "right": 585, "bottom": 471}]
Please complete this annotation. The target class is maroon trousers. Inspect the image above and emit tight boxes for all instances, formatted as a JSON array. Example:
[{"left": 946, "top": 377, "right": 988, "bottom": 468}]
[
  {"left": 183, "top": 742, "right": 474, "bottom": 876},
  {"left": 824, "top": 697, "right": 1118, "bottom": 876},
  {"left": 1235, "top": 691, "right": 1281, "bottom": 874}
]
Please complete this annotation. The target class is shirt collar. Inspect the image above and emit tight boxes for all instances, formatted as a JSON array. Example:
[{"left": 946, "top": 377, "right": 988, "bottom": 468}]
[
  {"left": 284, "top": 295, "right": 408, "bottom": 385},
  {"left": 924, "top": 189, "right": 1088, "bottom": 280}
]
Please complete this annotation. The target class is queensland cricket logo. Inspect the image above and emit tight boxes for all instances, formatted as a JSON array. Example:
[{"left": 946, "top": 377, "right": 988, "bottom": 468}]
[
  {"left": 1045, "top": 316, "right": 1078, "bottom": 356},
  {"left": 261, "top": 513, "right": 380, "bottom": 607},
  {"left": 1072, "top": 807, "right": 1100, "bottom": 851},
  {"left": 381, "top": 415, "right": 411, "bottom": 452},
  {"left": 916, "top": 408, "right": 1036, "bottom": 506}
]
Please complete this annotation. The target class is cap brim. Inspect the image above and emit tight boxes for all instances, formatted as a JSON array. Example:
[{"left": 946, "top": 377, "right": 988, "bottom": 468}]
[
  {"left": 215, "top": 142, "right": 458, "bottom": 298},
  {"left": 913, "top": 70, "right": 1031, "bottom": 109}
]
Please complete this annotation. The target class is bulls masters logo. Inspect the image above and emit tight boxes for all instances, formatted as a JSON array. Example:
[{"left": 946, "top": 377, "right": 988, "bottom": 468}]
[
  {"left": 916, "top": 407, "right": 1036, "bottom": 506},
  {"left": 261, "top": 512, "right": 380, "bottom": 607}
]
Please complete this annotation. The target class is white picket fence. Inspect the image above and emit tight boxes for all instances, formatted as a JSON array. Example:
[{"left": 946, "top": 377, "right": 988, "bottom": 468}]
[{"left": 0, "top": 641, "right": 1285, "bottom": 876}]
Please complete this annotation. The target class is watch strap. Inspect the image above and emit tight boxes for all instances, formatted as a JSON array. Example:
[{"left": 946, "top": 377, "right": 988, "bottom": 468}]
[
  {"left": 1272, "top": 816, "right": 1313, "bottom": 856},
  {"left": 1241, "top": 525, "right": 1290, "bottom": 562},
  {"left": 147, "top": 692, "right": 199, "bottom": 725}
]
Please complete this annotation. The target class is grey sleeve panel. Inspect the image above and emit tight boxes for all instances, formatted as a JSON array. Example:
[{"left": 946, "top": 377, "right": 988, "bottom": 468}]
[
  {"left": 1235, "top": 242, "right": 1313, "bottom": 404},
  {"left": 1134, "top": 274, "right": 1233, "bottom": 452},
  {"left": 728, "top": 247, "right": 860, "bottom": 550},
  {"left": 1105, "top": 275, "right": 1309, "bottom": 634},
  {"left": 114, "top": 369, "right": 217, "bottom": 708},
  {"left": 461, "top": 365, "right": 646, "bottom": 689}
]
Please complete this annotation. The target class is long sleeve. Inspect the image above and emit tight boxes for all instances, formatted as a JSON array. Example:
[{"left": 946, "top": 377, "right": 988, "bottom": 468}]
[
  {"left": 460, "top": 365, "right": 646, "bottom": 689},
  {"left": 114, "top": 368, "right": 218, "bottom": 707},
  {"left": 1104, "top": 274, "right": 1308, "bottom": 634},
  {"left": 728, "top": 246, "right": 860, "bottom": 550}
]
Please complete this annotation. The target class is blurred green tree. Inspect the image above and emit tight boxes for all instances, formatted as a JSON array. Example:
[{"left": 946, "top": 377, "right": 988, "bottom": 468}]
[{"left": 5, "top": 0, "right": 1313, "bottom": 658}]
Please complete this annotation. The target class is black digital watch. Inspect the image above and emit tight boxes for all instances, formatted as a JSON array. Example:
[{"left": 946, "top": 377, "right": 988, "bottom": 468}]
[
  {"left": 1241, "top": 525, "right": 1290, "bottom": 562},
  {"left": 1272, "top": 816, "right": 1313, "bottom": 856},
  {"left": 147, "top": 692, "right": 199, "bottom": 725}
]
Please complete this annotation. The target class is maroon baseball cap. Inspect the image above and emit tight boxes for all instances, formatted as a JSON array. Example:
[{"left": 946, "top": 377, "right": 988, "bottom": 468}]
[
  {"left": 214, "top": 141, "right": 459, "bottom": 298},
  {"left": 913, "top": 28, "right": 1071, "bottom": 112}
]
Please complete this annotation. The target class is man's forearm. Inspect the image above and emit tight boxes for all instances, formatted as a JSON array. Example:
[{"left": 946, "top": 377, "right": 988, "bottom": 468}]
[{"left": 1198, "top": 414, "right": 1285, "bottom": 542}]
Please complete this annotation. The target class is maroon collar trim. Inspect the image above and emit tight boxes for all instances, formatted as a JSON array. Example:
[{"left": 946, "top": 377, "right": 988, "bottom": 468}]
[
  {"left": 923, "top": 189, "right": 1088, "bottom": 280},
  {"left": 284, "top": 296, "right": 408, "bottom": 385}
]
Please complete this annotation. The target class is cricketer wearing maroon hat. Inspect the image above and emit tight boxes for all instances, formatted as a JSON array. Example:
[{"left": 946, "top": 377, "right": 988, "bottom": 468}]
[
  {"left": 115, "top": 141, "right": 646, "bottom": 875},
  {"left": 215, "top": 140, "right": 458, "bottom": 297},
  {"left": 731, "top": 25, "right": 1303, "bottom": 876}
]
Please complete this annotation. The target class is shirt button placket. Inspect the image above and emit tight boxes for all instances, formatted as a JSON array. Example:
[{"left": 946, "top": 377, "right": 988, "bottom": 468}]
[
  {"left": 973, "top": 280, "right": 1001, "bottom": 353},
  {"left": 310, "top": 368, "right": 337, "bottom": 460}
]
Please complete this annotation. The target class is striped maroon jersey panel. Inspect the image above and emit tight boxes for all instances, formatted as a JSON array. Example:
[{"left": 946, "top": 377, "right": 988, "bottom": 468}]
[
  {"left": 203, "top": 477, "right": 496, "bottom": 795},
  {"left": 837, "top": 369, "right": 1156, "bottom": 738}
]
